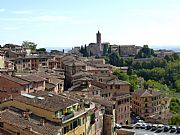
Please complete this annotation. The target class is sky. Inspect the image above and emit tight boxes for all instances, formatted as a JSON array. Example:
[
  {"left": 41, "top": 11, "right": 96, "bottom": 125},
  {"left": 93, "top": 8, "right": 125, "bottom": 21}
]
[{"left": 0, "top": 0, "right": 180, "bottom": 49}]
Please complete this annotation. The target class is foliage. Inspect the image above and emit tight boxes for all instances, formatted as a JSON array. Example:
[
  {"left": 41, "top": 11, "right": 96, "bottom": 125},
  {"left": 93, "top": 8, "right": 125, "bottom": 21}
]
[
  {"left": 80, "top": 45, "right": 89, "bottom": 57},
  {"left": 135, "top": 45, "right": 156, "bottom": 58},
  {"left": 144, "top": 80, "right": 170, "bottom": 92},
  {"left": 136, "top": 67, "right": 166, "bottom": 82},
  {"left": 103, "top": 44, "right": 109, "bottom": 56},
  {"left": 169, "top": 114, "right": 180, "bottom": 126},
  {"left": 22, "top": 41, "right": 37, "bottom": 50},
  {"left": 36, "top": 48, "right": 46, "bottom": 52},
  {"left": 108, "top": 45, "right": 111, "bottom": 54},
  {"left": 108, "top": 52, "right": 125, "bottom": 67},
  {"left": 175, "top": 80, "right": 180, "bottom": 92},
  {"left": 169, "top": 97, "right": 180, "bottom": 126},
  {"left": 113, "top": 69, "right": 138, "bottom": 91},
  {"left": 112, "top": 69, "right": 128, "bottom": 81},
  {"left": 129, "top": 75, "right": 139, "bottom": 91},
  {"left": 170, "top": 97, "right": 180, "bottom": 114},
  {"left": 132, "top": 58, "right": 167, "bottom": 69}
]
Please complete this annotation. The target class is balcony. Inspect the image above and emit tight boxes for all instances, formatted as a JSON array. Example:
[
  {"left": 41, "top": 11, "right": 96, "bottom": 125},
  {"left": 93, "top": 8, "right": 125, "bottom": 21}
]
[
  {"left": 61, "top": 103, "right": 95, "bottom": 123},
  {"left": 62, "top": 113, "right": 74, "bottom": 122}
]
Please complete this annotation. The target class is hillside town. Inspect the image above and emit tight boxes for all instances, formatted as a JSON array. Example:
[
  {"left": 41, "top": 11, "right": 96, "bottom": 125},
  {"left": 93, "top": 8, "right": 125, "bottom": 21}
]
[{"left": 0, "top": 31, "right": 177, "bottom": 135}]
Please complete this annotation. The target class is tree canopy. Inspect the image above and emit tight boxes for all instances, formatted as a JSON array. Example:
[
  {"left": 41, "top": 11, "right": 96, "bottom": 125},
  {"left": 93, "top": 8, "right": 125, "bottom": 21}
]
[
  {"left": 135, "top": 45, "right": 156, "bottom": 58},
  {"left": 22, "top": 41, "right": 37, "bottom": 51}
]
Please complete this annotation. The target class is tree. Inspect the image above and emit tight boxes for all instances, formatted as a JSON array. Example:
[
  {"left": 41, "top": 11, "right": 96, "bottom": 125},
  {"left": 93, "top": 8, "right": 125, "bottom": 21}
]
[
  {"left": 129, "top": 75, "right": 138, "bottom": 91},
  {"left": 108, "top": 45, "right": 112, "bottom": 54},
  {"left": 103, "top": 44, "right": 109, "bottom": 56},
  {"left": 109, "top": 52, "right": 120, "bottom": 66},
  {"left": 79, "top": 45, "right": 89, "bottom": 57},
  {"left": 144, "top": 80, "right": 169, "bottom": 92},
  {"left": 135, "top": 45, "right": 156, "bottom": 58},
  {"left": 113, "top": 69, "right": 129, "bottom": 81},
  {"left": 164, "top": 55, "right": 172, "bottom": 62},
  {"left": 172, "top": 53, "right": 180, "bottom": 61},
  {"left": 169, "top": 114, "right": 180, "bottom": 126},
  {"left": 22, "top": 41, "right": 37, "bottom": 51},
  {"left": 36, "top": 48, "right": 46, "bottom": 52},
  {"left": 175, "top": 80, "right": 180, "bottom": 92}
]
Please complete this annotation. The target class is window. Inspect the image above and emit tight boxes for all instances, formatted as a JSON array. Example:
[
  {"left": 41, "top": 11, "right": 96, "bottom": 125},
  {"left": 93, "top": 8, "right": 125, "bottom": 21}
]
[
  {"left": 145, "top": 104, "right": 147, "bottom": 107},
  {"left": 82, "top": 118, "right": 85, "bottom": 124},
  {"left": 145, "top": 98, "right": 147, "bottom": 102},
  {"left": 0, "top": 122, "right": 3, "bottom": 128},
  {"left": 118, "top": 100, "right": 121, "bottom": 105},
  {"left": 110, "top": 85, "right": 113, "bottom": 89},
  {"left": 64, "top": 127, "right": 67, "bottom": 134},
  {"left": 73, "top": 120, "right": 78, "bottom": 129},
  {"left": 78, "top": 118, "right": 81, "bottom": 126},
  {"left": 70, "top": 123, "right": 73, "bottom": 130}
]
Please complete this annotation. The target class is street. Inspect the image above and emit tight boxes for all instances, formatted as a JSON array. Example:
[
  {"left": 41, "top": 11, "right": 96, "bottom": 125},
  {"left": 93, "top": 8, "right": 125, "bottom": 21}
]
[{"left": 121, "top": 128, "right": 180, "bottom": 135}]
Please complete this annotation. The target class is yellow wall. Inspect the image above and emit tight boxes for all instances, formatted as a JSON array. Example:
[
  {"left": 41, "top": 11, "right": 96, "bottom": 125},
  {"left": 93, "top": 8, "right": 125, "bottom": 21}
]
[
  {"left": 0, "top": 55, "right": 5, "bottom": 68},
  {"left": 0, "top": 100, "right": 60, "bottom": 123},
  {"left": 0, "top": 100, "right": 96, "bottom": 135},
  {"left": 63, "top": 113, "right": 96, "bottom": 135}
]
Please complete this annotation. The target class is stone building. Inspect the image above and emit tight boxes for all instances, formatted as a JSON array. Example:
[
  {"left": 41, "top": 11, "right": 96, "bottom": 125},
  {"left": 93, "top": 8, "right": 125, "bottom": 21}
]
[
  {"left": 0, "top": 53, "right": 5, "bottom": 68},
  {"left": 132, "top": 89, "right": 171, "bottom": 124},
  {"left": 0, "top": 91, "right": 97, "bottom": 135}
]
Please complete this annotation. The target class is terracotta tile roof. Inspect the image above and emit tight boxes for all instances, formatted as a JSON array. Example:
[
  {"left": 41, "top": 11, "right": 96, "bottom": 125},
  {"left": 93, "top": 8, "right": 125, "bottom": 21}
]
[
  {"left": 0, "top": 109, "right": 60, "bottom": 135},
  {"left": 106, "top": 78, "right": 130, "bottom": 85},
  {"left": 73, "top": 77, "right": 93, "bottom": 82},
  {"left": 14, "top": 91, "right": 79, "bottom": 112},
  {"left": 36, "top": 72, "right": 64, "bottom": 85},
  {"left": 45, "top": 83, "right": 56, "bottom": 90},
  {"left": 133, "top": 89, "right": 162, "bottom": 97},
  {"left": 17, "top": 74, "right": 45, "bottom": 83},
  {"left": 72, "top": 71, "right": 92, "bottom": 78},
  {"left": 90, "top": 97, "right": 115, "bottom": 107},
  {"left": 0, "top": 74, "right": 29, "bottom": 85},
  {"left": 64, "top": 60, "right": 86, "bottom": 67}
]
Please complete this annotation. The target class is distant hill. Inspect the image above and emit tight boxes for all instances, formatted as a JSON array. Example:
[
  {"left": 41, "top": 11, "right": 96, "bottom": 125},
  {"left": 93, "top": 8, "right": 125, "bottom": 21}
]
[{"left": 46, "top": 47, "right": 71, "bottom": 53}]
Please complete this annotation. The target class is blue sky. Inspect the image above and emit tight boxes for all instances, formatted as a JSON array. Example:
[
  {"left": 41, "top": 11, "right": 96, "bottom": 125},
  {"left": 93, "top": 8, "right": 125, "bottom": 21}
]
[{"left": 0, "top": 0, "right": 180, "bottom": 48}]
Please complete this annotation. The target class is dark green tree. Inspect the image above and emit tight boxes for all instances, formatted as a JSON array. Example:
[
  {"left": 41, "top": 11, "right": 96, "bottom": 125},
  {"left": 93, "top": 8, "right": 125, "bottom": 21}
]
[
  {"left": 22, "top": 41, "right": 37, "bottom": 50},
  {"left": 36, "top": 48, "right": 46, "bottom": 52},
  {"left": 113, "top": 69, "right": 129, "bottom": 81}
]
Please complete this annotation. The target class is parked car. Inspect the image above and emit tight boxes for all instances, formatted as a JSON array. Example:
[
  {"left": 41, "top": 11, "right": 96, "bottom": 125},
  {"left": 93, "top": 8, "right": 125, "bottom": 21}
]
[
  {"left": 170, "top": 126, "right": 177, "bottom": 133},
  {"left": 115, "top": 123, "right": 122, "bottom": 129},
  {"left": 156, "top": 124, "right": 164, "bottom": 132},
  {"left": 136, "top": 116, "right": 140, "bottom": 120},
  {"left": 141, "top": 123, "right": 147, "bottom": 129},
  {"left": 163, "top": 125, "right": 170, "bottom": 132},
  {"left": 146, "top": 123, "right": 152, "bottom": 130},
  {"left": 151, "top": 124, "right": 158, "bottom": 131},
  {"left": 177, "top": 126, "right": 180, "bottom": 133},
  {"left": 138, "top": 120, "right": 144, "bottom": 123},
  {"left": 134, "top": 122, "right": 142, "bottom": 129}
]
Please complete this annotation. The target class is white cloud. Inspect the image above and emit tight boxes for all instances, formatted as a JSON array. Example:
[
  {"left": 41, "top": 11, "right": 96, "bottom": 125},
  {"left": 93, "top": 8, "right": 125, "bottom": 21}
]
[
  {"left": 3, "top": 27, "right": 19, "bottom": 31},
  {"left": 36, "top": 15, "right": 69, "bottom": 22},
  {"left": 0, "top": 8, "right": 5, "bottom": 12},
  {"left": 11, "top": 10, "right": 32, "bottom": 14},
  {"left": 0, "top": 17, "right": 29, "bottom": 21},
  {"left": 0, "top": 15, "right": 94, "bottom": 25}
]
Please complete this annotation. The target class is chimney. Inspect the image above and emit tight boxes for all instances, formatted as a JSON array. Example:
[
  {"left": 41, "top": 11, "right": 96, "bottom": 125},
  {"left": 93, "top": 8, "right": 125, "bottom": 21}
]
[
  {"left": 22, "top": 112, "right": 30, "bottom": 120},
  {"left": 26, "top": 125, "right": 32, "bottom": 132},
  {"left": 40, "top": 118, "right": 45, "bottom": 126},
  {"left": 149, "top": 89, "right": 153, "bottom": 94}
]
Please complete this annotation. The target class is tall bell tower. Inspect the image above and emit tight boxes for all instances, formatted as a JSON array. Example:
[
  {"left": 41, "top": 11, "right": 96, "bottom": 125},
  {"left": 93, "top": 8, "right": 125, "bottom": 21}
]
[
  {"left": 96, "top": 30, "right": 101, "bottom": 44},
  {"left": 96, "top": 30, "right": 103, "bottom": 53}
]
